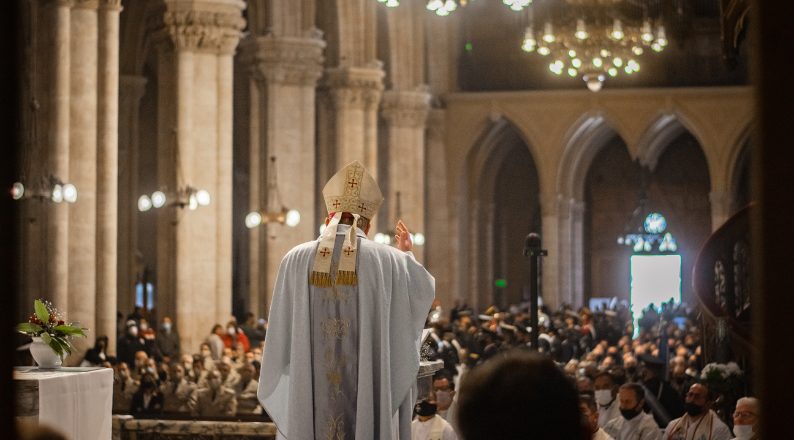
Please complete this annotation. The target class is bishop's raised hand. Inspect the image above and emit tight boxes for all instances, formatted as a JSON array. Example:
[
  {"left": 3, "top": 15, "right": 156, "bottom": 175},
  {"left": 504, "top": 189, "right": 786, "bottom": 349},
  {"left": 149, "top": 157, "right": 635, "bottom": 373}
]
[{"left": 395, "top": 220, "right": 413, "bottom": 252}]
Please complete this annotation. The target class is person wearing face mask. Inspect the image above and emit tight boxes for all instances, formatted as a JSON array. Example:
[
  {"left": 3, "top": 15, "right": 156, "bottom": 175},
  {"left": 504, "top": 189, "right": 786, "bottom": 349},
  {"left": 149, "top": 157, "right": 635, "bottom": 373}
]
[
  {"left": 156, "top": 316, "right": 181, "bottom": 360},
  {"left": 603, "top": 383, "right": 662, "bottom": 440},
  {"left": 663, "top": 383, "right": 731, "bottom": 440},
  {"left": 131, "top": 372, "right": 164, "bottom": 414},
  {"left": 117, "top": 320, "right": 147, "bottom": 368},
  {"left": 222, "top": 320, "right": 251, "bottom": 353},
  {"left": 113, "top": 362, "right": 139, "bottom": 413},
  {"left": 639, "top": 354, "right": 685, "bottom": 428},
  {"left": 594, "top": 371, "right": 622, "bottom": 428},
  {"left": 188, "top": 369, "right": 237, "bottom": 417},
  {"left": 730, "top": 397, "right": 759, "bottom": 440},
  {"left": 161, "top": 364, "right": 196, "bottom": 413},
  {"left": 411, "top": 394, "right": 458, "bottom": 440},
  {"left": 432, "top": 373, "right": 458, "bottom": 428}
]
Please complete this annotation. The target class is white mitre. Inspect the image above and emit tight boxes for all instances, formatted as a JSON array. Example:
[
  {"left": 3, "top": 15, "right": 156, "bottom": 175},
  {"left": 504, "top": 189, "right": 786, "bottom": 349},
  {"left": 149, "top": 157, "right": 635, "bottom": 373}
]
[{"left": 310, "top": 160, "right": 383, "bottom": 287}]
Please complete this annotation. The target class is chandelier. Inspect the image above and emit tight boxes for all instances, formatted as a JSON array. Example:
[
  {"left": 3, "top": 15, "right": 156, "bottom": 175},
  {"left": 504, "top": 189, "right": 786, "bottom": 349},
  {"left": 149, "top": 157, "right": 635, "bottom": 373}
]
[
  {"left": 138, "top": 186, "right": 211, "bottom": 212},
  {"left": 377, "top": 0, "right": 532, "bottom": 17},
  {"left": 521, "top": 0, "right": 668, "bottom": 91},
  {"left": 245, "top": 156, "right": 301, "bottom": 230},
  {"left": 11, "top": 175, "right": 78, "bottom": 204}
]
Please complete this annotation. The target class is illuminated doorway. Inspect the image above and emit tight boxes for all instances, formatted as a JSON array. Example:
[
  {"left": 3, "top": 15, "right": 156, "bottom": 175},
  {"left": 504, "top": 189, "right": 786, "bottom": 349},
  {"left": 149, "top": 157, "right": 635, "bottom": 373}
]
[{"left": 630, "top": 254, "right": 681, "bottom": 333}]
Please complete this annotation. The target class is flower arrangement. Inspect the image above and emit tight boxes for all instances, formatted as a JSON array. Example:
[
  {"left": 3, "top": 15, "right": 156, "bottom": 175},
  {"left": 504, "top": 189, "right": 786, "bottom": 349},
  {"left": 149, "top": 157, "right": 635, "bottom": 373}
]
[
  {"left": 17, "top": 299, "right": 87, "bottom": 359},
  {"left": 700, "top": 361, "right": 743, "bottom": 382}
]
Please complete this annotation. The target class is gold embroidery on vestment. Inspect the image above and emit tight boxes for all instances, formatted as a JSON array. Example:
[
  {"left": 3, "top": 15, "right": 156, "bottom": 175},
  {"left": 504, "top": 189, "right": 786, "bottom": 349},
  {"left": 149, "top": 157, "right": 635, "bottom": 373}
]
[
  {"left": 325, "top": 414, "right": 345, "bottom": 440},
  {"left": 321, "top": 319, "right": 350, "bottom": 340},
  {"left": 323, "top": 349, "right": 347, "bottom": 399}
]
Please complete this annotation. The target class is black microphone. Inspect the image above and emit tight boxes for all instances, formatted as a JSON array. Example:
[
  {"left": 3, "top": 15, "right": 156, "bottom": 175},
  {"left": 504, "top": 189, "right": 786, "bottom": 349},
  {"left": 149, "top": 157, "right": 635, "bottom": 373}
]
[{"left": 523, "top": 233, "right": 541, "bottom": 256}]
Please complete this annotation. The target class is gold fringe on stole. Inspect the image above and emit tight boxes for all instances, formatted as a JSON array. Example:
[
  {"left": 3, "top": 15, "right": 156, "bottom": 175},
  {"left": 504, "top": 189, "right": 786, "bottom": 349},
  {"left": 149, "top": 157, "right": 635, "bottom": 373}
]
[
  {"left": 335, "top": 270, "right": 358, "bottom": 286},
  {"left": 309, "top": 271, "right": 334, "bottom": 288}
]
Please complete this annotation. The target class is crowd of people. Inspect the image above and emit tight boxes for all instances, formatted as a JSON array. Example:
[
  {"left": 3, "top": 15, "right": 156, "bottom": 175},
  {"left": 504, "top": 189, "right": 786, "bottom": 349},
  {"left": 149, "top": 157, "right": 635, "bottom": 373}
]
[
  {"left": 80, "top": 309, "right": 268, "bottom": 418},
  {"left": 415, "top": 299, "right": 760, "bottom": 440},
  {"left": 78, "top": 297, "right": 759, "bottom": 439}
]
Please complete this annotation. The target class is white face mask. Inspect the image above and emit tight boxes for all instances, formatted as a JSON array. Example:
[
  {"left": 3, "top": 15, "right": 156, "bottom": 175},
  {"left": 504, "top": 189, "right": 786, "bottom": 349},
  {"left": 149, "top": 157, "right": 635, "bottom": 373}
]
[
  {"left": 595, "top": 389, "right": 614, "bottom": 406},
  {"left": 162, "top": 323, "right": 172, "bottom": 332},
  {"left": 732, "top": 424, "right": 754, "bottom": 439},
  {"left": 227, "top": 327, "right": 236, "bottom": 336},
  {"left": 435, "top": 391, "right": 453, "bottom": 409},
  {"left": 128, "top": 326, "right": 138, "bottom": 337}
]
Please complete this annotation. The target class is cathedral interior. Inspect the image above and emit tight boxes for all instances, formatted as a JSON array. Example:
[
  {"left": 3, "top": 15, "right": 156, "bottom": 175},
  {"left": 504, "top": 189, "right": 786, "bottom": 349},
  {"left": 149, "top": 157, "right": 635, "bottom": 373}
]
[{"left": 3, "top": 0, "right": 794, "bottom": 437}]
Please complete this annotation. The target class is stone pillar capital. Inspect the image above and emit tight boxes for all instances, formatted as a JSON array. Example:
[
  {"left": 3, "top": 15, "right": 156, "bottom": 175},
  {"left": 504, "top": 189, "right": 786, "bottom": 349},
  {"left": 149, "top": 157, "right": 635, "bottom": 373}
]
[
  {"left": 159, "top": 1, "right": 246, "bottom": 54},
  {"left": 98, "top": 0, "right": 122, "bottom": 11},
  {"left": 239, "top": 35, "right": 325, "bottom": 87},
  {"left": 381, "top": 89, "right": 431, "bottom": 128},
  {"left": 72, "top": 0, "right": 99, "bottom": 10},
  {"left": 322, "top": 66, "right": 385, "bottom": 111},
  {"left": 44, "top": 0, "right": 74, "bottom": 8}
]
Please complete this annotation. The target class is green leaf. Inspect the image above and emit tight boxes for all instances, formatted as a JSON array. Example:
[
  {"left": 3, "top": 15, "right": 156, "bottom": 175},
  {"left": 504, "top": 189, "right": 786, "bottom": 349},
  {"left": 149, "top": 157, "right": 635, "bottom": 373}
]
[
  {"left": 53, "top": 325, "right": 86, "bottom": 337},
  {"left": 17, "top": 323, "right": 43, "bottom": 334},
  {"left": 51, "top": 336, "right": 72, "bottom": 356},
  {"left": 34, "top": 299, "right": 50, "bottom": 324},
  {"left": 49, "top": 339, "right": 64, "bottom": 358},
  {"left": 40, "top": 332, "right": 58, "bottom": 356}
]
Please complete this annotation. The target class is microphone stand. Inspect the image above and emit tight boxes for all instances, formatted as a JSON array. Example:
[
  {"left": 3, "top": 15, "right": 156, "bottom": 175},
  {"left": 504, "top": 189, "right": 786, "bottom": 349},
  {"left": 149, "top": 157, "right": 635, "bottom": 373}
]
[{"left": 524, "top": 233, "right": 547, "bottom": 351}]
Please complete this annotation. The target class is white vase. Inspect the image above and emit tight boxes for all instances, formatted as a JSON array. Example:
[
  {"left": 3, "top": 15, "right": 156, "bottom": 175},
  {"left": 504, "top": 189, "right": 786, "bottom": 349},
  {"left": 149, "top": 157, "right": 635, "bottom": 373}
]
[{"left": 30, "top": 336, "right": 62, "bottom": 369}]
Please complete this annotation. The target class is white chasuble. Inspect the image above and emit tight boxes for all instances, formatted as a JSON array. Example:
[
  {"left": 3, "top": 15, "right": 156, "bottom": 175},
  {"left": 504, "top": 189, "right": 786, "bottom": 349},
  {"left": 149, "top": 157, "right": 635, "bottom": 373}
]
[{"left": 258, "top": 225, "right": 435, "bottom": 440}]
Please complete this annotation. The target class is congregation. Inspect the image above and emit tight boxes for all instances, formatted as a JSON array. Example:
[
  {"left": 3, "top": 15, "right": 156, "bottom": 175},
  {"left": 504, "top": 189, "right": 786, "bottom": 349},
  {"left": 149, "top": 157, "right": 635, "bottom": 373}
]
[
  {"left": 417, "top": 299, "right": 759, "bottom": 440},
  {"left": 77, "top": 298, "right": 758, "bottom": 439}
]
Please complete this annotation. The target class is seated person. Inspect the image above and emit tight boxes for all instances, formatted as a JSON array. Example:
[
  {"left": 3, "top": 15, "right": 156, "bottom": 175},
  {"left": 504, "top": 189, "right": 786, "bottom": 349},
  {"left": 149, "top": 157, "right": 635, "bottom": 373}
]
[
  {"left": 456, "top": 349, "right": 589, "bottom": 440},
  {"left": 130, "top": 372, "right": 164, "bottom": 414},
  {"left": 412, "top": 391, "right": 458, "bottom": 440},
  {"left": 161, "top": 364, "right": 196, "bottom": 413},
  {"left": 188, "top": 369, "right": 237, "bottom": 417},
  {"left": 112, "top": 362, "right": 138, "bottom": 413},
  {"left": 233, "top": 363, "right": 261, "bottom": 415}
]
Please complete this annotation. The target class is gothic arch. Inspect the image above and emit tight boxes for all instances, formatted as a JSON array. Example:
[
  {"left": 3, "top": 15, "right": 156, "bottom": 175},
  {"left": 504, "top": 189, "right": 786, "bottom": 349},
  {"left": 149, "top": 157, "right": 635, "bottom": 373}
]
[
  {"left": 120, "top": 0, "right": 164, "bottom": 76},
  {"left": 635, "top": 111, "right": 706, "bottom": 171},
  {"left": 458, "top": 116, "right": 540, "bottom": 310},
  {"left": 726, "top": 123, "right": 754, "bottom": 213},
  {"left": 557, "top": 111, "right": 625, "bottom": 201}
]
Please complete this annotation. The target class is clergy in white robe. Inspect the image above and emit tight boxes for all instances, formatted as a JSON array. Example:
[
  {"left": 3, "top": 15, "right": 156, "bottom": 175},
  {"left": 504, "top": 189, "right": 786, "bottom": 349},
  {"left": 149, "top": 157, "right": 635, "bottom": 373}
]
[{"left": 258, "top": 160, "right": 435, "bottom": 440}]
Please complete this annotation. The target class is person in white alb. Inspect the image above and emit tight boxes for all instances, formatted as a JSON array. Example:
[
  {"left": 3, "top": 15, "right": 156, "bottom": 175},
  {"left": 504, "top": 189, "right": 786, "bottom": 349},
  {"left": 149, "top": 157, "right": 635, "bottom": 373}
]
[
  {"left": 411, "top": 393, "right": 458, "bottom": 440},
  {"left": 663, "top": 383, "right": 731, "bottom": 440},
  {"left": 257, "top": 160, "right": 435, "bottom": 440},
  {"left": 604, "top": 383, "right": 662, "bottom": 440},
  {"left": 595, "top": 371, "right": 622, "bottom": 428}
]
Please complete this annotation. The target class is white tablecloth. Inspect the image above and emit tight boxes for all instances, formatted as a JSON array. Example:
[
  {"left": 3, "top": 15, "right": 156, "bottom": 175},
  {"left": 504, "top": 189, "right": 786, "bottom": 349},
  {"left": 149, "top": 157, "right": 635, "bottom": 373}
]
[{"left": 15, "top": 366, "right": 114, "bottom": 440}]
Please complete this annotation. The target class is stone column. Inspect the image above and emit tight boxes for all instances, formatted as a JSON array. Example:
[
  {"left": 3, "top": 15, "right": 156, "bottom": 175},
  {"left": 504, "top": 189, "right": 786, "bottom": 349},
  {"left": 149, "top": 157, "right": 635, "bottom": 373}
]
[
  {"left": 381, "top": 89, "right": 430, "bottom": 262},
  {"left": 425, "top": 108, "right": 452, "bottom": 306},
  {"left": 570, "top": 200, "right": 586, "bottom": 307},
  {"left": 709, "top": 190, "right": 733, "bottom": 231},
  {"left": 67, "top": 0, "right": 98, "bottom": 362},
  {"left": 239, "top": 34, "right": 325, "bottom": 315},
  {"left": 157, "top": 0, "right": 245, "bottom": 352},
  {"left": 117, "top": 75, "right": 146, "bottom": 320},
  {"left": 539, "top": 193, "right": 560, "bottom": 310},
  {"left": 46, "top": 0, "right": 72, "bottom": 316},
  {"left": 95, "top": 0, "right": 121, "bottom": 355},
  {"left": 557, "top": 198, "right": 586, "bottom": 307},
  {"left": 323, "top": 65, "right": 384, "bottom": 174}
]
